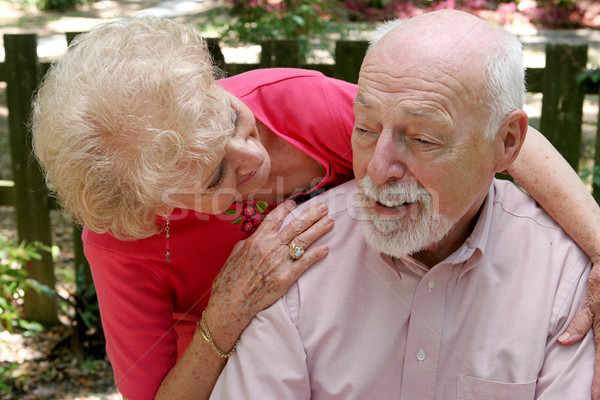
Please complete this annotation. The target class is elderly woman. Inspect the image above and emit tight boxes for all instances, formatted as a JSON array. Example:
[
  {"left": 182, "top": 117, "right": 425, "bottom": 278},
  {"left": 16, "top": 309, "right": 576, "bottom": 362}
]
[{"left": 32, "top": 16, "right": 600, "bottom": 400}]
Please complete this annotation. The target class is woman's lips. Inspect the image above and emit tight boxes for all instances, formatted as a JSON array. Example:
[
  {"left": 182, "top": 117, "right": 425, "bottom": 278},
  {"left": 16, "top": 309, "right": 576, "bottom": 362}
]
[{"left": 237, "top": 170, "right": 257, "bottom": 185}]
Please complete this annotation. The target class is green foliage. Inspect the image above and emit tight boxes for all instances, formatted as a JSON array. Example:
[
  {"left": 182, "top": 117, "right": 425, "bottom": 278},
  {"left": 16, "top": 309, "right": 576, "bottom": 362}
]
[
  {"left": 0, "top": 235, "right": 50, "bottom": 334},
  {"left": 4, "top": 0, "right": 92, "bottom": 11},
  {"left": 28, "top": 263, "right": 101, "bottom": 333},
  {"left": 79, "top": 358, "right": 101, "bottom": 375},
  {"left": 577, "top": 68, "right": 600, "bottom": 86},
  {"left": 212, "top": 0, "right": 349, "bottom": 59},
  {"left": 3, "top": 0, "right": 39, "bottom": 6},
  {"left": 535, "top": 0, "right": 576, "bottom": 6},
  {"left": 579, "top": 166, "right": 600, "bottom": 188},
  {"left": 0, "top": 234, "right": 100, "bottom": 337},
  {"left": 72, "top": 264, "right": 101, "bottom": 332},
  {"left": 0, "top": 363, "right": 18, "bottom": 395},
  {"left": 39, "top": 0, "right": 90, "bottom": 11}
]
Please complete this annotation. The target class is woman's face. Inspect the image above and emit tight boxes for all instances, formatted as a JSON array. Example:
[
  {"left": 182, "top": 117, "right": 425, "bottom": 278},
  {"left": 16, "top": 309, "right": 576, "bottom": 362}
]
[{"left": 166, "top": 94, "right": 271, "bottom": 214}]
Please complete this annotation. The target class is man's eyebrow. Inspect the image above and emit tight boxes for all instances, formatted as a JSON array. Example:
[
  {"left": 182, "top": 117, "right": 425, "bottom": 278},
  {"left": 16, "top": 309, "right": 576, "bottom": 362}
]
[
  {"left": 402, "top": 108, "right": 445, "bottom": 122},
  {"left": 354, "top": 94, "right": 372, "bottom": 108}
]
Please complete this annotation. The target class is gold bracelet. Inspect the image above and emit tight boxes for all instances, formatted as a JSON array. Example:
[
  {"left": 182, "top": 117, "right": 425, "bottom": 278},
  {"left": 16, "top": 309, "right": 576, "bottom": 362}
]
[{"left": 197, "top": 310, "right": 239, "bottom": 359}]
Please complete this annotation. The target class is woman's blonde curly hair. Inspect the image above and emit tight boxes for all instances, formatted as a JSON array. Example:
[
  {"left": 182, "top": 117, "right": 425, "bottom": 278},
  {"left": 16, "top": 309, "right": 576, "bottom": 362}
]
[{"left": 32, "top": 16, "right": 233, "bottom": 240}]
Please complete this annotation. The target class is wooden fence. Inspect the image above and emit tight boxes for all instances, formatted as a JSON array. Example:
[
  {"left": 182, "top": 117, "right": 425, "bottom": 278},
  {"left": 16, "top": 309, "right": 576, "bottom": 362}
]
[{"left": 1, "top": 33, "right": 599, "bottom": 324}]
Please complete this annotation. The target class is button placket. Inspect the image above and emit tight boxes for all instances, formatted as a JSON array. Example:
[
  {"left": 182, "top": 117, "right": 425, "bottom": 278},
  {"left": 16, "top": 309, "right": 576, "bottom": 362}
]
[
  {"left": 400, "top": 266, "right": 454, "bottom": 398},
  {"left": 427, "top": 278, "right": 436, "bottom": 291}
]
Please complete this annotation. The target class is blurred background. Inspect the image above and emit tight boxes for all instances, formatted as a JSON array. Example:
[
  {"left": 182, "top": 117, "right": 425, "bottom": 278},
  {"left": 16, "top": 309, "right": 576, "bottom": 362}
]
[{"left": 0, "top": 1, "right": 599, "bottom": 399}]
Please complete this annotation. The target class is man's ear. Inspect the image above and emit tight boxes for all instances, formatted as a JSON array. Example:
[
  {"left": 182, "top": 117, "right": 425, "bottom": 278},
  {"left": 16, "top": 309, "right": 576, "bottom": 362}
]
[{"left": 493, "top": 110, "right": 528, "bottom": 173}]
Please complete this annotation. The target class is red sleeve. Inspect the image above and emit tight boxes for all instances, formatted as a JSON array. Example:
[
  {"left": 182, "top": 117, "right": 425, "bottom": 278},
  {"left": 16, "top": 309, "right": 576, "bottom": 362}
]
[
  {"left": 218, "top": 68, "right": 357, "bottom": 187},
  {"left": 84, "top": 228, "right": 177, "bottom": 400}
]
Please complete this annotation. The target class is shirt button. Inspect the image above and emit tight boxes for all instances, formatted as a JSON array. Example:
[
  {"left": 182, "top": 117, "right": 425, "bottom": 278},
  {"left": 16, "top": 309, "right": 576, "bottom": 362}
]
[
  {"left": 416, "top": 349, "right": 426, "bottom": 362},
  {"left": 428, "top": 279, "right": 436, "bottom": 290}
]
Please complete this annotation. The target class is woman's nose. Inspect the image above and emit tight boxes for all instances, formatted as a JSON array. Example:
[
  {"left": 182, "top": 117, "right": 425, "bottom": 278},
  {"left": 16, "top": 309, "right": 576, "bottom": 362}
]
[{"left": 227, "top": 137, "right": 263, "bottom": 175}]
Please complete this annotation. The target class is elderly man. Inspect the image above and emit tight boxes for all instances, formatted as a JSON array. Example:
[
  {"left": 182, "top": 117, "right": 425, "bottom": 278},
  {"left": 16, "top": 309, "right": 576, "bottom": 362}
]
[{"left": 209, "top": 10, "right": 594, "bottom": 399}]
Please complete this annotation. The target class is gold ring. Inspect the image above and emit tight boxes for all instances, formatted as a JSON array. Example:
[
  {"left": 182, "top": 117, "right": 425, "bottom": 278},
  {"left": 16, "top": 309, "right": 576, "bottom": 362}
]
[{"left": 288, "top": 243, "right": 305, "bottom": 260}]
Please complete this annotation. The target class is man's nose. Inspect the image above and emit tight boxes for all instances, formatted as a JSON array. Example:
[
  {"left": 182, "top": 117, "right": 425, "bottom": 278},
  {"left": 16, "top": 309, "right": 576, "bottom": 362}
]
[{"left": 366, "top": 132, "right": 407, "bottom": 185}]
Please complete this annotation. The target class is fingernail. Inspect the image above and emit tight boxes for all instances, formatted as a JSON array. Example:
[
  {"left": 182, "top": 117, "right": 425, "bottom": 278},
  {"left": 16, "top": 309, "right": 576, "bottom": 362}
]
[
  {"left": 323, "top": 215, "right": 334, "bottom": 225},
  {"left": 558, "top": 332, "right": 570, "bottom": 342},
  {"left": 287, "top": 200, "right": 296, "bottom": 208},
  {"left": 317, "top": 203, "right": 328, "bottom": 213}
]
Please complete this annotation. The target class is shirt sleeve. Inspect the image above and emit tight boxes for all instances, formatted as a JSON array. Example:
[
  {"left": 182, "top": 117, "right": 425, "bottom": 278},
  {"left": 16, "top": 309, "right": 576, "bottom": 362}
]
[
  {"left": 84, "top": 232, "right": 177, "bottom": 400},
  {"left": 210, "top": 285, "right": 311, "bottom": 399},
  {"left": 536, "top": 255, "right": 595, "bottom": 399}
]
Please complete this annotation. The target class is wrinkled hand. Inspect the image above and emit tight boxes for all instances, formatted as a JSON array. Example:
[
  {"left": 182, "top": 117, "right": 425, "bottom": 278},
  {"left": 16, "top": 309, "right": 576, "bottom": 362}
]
[
  {"left": 559, "top": 262, "right": 600, "bottom": 400},
  {"left": 204, "top": 200, "right": 334, "bottom": 351}
]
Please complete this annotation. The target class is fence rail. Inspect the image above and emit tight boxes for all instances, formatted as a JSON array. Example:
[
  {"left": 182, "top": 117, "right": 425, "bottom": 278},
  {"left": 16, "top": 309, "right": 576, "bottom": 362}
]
[{"left": 1, "top": 33, "right": 599, "bottom": 324}]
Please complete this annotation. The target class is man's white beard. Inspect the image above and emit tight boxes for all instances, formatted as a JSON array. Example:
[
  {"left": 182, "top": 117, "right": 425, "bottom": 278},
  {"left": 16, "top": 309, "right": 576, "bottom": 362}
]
[{"left": 358, "top": 176, "right": 455, "bottom": 258}]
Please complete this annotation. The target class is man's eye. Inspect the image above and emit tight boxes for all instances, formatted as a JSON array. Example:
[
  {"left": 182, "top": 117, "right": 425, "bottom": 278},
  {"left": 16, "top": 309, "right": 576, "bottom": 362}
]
[
  {"left": 355, "top": 126, "right": 376, "bottom": 136},
  {"left": 413, "top": 137, "right": 439, "bottom": 149},
  {"left": 352, "top": 127, "right": 379, "bottom": 148}
]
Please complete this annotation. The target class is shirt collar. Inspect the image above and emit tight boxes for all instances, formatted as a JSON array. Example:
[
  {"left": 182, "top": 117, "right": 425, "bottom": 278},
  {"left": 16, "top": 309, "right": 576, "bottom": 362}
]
[{"left": 453, "top": 183, "right": 495, "bottom": 281}]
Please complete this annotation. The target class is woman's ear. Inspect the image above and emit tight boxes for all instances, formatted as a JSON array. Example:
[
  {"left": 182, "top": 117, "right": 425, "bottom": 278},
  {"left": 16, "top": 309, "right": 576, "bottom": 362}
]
[
  {"left": 154, "top": 206, "right": 174, "bottom": 218},
  {"left": 493, "top": 110, "right": 528, "bottom": 173}
]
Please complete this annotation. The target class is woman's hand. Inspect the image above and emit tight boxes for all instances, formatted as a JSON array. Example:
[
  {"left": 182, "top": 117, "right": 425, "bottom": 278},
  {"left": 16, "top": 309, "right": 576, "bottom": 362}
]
[
  {"left": 559, "top": 261, "right": 600, "bottom": 400},
  {"left": 203, "top": 200, "right": 334, "bottom": 352}
]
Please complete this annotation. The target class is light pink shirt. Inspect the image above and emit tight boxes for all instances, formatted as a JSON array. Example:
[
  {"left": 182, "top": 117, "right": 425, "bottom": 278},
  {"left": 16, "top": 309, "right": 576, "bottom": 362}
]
[{"left": 210, "top": 179, "right": 594, "bottom": 400}]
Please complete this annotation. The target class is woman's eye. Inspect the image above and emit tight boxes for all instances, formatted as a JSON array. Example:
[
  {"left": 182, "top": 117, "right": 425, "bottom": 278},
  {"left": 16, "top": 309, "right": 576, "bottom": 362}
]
[
  {"left": 210, "top": 174, "right": 225, "bottom": 190},
  {"left": 207, "top": 164, "right": 225, "bottom": 190},
  {"left": 232, "top": 110, "right": 240, "bottom": 128}
]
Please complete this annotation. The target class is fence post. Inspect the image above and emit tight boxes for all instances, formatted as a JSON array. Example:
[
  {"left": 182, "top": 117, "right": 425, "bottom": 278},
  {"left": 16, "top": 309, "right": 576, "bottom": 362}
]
[
  {"left": 334, "top": 40, "right": 368, "bottom": 84},
  {"left": 65, "top": 31, "right": 82, "bottom": 45},
  {"left": 540, "top": 43, "right": 588, "bottom": 172},
  {"left": 205, "top": 37, "right": 226, "bottom": 70},
  {"left": 4, "top": 33, "right": 58, "bottom": 326},
  {"left": 260, "top": 39, "right": 302, "bottom": 68}
]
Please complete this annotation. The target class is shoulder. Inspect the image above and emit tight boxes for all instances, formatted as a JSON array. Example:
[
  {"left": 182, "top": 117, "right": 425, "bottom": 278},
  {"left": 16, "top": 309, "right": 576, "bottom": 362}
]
[
  {"left": 282, "top": 180, "right": 384, "bottom": 286},
  {"left": 471, "top": 181, "right": 591, "bottom": 339},
  {"left": 82, "top": 227, "right": 158, "bottom": 262},
  {"left": 82, "top": 227, "right": 170, "bottom": 289},
  {"left": 285, "top": 180, "right": 360, "bottom": 227},
  {"left": 279, "top": 181, "right": 401, "bottom": 329},
  {"left": 284, "top": 180, "right": 365, "bottom": 261},
  {"left": 488, "top": 179, "right": 590, "bottom": 284},
  {"left": 491, "top": 179, "right": 567, "bottom": 234}
]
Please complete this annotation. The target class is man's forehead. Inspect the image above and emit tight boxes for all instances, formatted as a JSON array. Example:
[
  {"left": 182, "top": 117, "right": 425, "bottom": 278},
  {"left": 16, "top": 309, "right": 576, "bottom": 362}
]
[
  {"left": 358, "top": 49, "right": 485, "bottom": 122},
  {"left": 354, "top": 91, "right": 374, "bottom": 107},
  {"left": 355, "top": 91, "right": 453, "bottom": 126}
]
